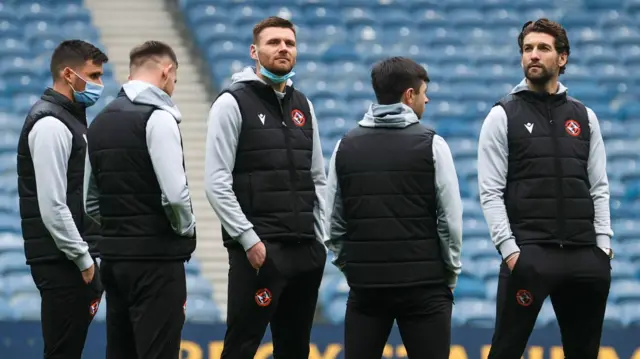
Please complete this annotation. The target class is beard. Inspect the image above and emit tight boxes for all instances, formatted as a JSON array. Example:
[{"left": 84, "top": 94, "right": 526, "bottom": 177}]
[
  {"left": 524, "top": 64, "right": 554, "bottom": 87},
  {"left": 257, "top": 53, "right": 294, "bottom": 76}
]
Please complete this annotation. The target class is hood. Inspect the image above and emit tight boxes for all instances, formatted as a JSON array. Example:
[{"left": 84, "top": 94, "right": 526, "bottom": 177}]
[
  {"left": 122, "top": 80, "right": 182, "bottom": 123},
  {"left": 358, "top": 103, "right": 420, "bottom": 129},
  {"left": 230, "top": 66, "right": 294, "bottom": 87},
  {"left": 510, "top": 78, "right": 568, "bottom": 95}
]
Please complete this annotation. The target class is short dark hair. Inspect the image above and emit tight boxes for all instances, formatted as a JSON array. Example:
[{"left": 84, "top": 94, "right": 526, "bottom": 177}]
[
  {"left": 50, "top": 40, "right": 108, "bottom": 80},
  {"left": 252, "top": 16, "right": 296, "bottom": 44},
  {"left": 371, "top": 57, "right": 430, "bottom": 105},
  {"left": 518, "top": 18, "right": 570, "bottom": 74},
  {"left": 129, "top": 41, "right": 178, "bottom": 69}
]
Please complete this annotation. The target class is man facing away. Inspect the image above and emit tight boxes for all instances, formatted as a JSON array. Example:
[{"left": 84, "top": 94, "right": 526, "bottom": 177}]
[
  {"left": 325, "top": 56, "right": 463, "bottom": 359},
  {"left": 205, "top": 16, "right": 328, "bottom": 359},
  {"left": 17, "top": 39, "right": 107, "bottom": 359},
  {"left": 84, "top": 40, "right": 196, "bottom": 359},
  {"left": 478, "top": 19, "right": 613, "bottom": 358}
]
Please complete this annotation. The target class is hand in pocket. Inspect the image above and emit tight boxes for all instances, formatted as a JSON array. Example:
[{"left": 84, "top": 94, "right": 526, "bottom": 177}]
[
  {"left": 247, "top": 241, "right": 266, "bottom": 270},
  {"left": 82, "top": 264, "right": 95, "bottom": 284},
  {"left": 507, "top": 253, "right": 520, "bottom": 272}
]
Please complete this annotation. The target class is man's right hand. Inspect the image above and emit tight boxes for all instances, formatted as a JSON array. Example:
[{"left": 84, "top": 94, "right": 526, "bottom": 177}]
[
  {"left": 81, "top": 264, "right": 95, "bottom": 284},
  {"left": 247, "top": 241, "right": 266, "bottom": 270},
  {"left": 506, "top": 253, "right": 520, "bottom": 272}
]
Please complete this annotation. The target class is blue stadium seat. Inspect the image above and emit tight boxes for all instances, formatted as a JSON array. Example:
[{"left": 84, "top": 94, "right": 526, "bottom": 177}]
[
  {"left": 324, "top": 297, "right": 346, "bottom": 325},
  {"left": 620, "top": 301, "right": 640, "bottom": 326},
  {"left": 0, "top": 296, "right": 14, "bottom": 320},
  {"left": 4, "top": 273, "right": 37, "bottom": 297},
  {"left": 185, "top": 258, "right": 201, "bottom": 276},
  {"left": 465, "top": 257, "right": 501, "bottom": 281},
  {"left": 452, "top": 299, "right": 495, "bottom": 327},
  {"left": 463, "top": 239, "right": 495, "bottom": 260},
  {"left": 93, "top": 294, "right": 106, "bottom": 322},
  {"left": 610, "top": 279, "right": 640, "bottom": 303},
  {"left": 186, "top": 274, "right": 214, "bottom": 299},
  {"left": 455, "top": 274, "right": 487, "bottom": 299},
  {"left": 535, "top": 300, "right": 556, "bottom": 329},
  {"left": 0, "top": 252, "right": 28, "bottom": 276},
  {"left": 186, "top": 297, "right": 222, "bottom": 324},
  {"left": 10, "top": 293, "right": 40, "bottom": 321},
  {"left": 319, "top": 274, "right": 349, "bottom": 308},
  {"left": 603, "top": 303, "right": 626, "bottom": 328},
  {"left": 611, "top": 259, "right": 638, "bottom": 279},
  {"left": 484, "top": 278, "right": 498, "bottom": 300},
  {"left": 0, "top": 234, "right": 22, "bottom": 254}
]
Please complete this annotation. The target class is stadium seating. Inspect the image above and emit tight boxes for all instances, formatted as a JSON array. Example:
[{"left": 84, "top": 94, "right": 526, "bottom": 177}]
[
  {"left": 1, "top": 0, "right": 640, "bottom": 328},
  {"left": 178, "top": 0, "right": 640, "bottom": 326},
  {"left": 0, "top": 0, "right": 220, "bottom": 323}
]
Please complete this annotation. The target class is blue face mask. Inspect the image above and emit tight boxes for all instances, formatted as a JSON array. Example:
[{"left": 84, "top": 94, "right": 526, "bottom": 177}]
[
  {"left": 254, "top": 45, "right": 295, "bottom": 84},
  {"left": 259, "top": 65, "right": 295, "bottom": 84},
  {"left": 69, "top": 70, "right": 104, "bottom": 107}
]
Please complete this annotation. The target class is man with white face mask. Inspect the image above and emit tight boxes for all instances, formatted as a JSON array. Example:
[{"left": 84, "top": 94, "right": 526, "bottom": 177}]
[
  {"left": 205, "top": 16, "right": 327, "bottom": 359},
  {"left": 17, "top": 39, "right": 108, "bottom": 359},
  {"left": 84, "top": 40, "right": 196, "bottom": 359}
]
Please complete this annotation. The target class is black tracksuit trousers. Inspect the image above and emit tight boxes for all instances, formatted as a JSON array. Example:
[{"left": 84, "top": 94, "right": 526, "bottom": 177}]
[
  {"left": 344, "top": 284, "right": 453, "bottom": 359},
  {"left": 100, "top": 260, "right": 187, "bottom": 359},
  {"left": 221, "top": 240, "right": 326, "bottom": 359},
  {"left": 488, "top": 244, "right": 611, "bottom": 359},
  {"left": 30, "top": 259, "right": 103, "bottom": 359}
]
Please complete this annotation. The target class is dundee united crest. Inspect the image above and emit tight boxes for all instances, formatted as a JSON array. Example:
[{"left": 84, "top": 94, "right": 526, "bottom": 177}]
[
  {"left": 564, "top": 119, "right": 581, "bottom": 137},
  {"left": 516, "top": 289, "right": 533, "bottom": 307},
  {"left": 89, "top": 298, "right": 100, "bottom": 317},
  {"left": 291, "top": 109, "right": 306, "bottom": 127},
  {"left": 255, "top": 288, "right": 272, "bottom": 307}
]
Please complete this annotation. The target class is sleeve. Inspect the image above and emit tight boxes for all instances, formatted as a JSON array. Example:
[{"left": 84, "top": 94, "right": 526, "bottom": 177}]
[
  {"left": 83, "top": 146, "right": 101, "bottom": 225},
  {"left": 204, "top": 93, "right": 261, "bottom": 251},
  {"left": 146, "top": 109, "right": 196, "bottom": 238},
  {"left": 323, "top": 140, "right": 347, "bottom": 269},
  {"left": 477, "top": 106, "right": 520, "bottom": 260},
  {"left": 586, "top": 107, "right": 614, "bottom": 249},
  {"left": 28, "top": 116, "right": 93, "bottom": 271},
  {"left": 432, "top": 135, "right": 463, "bottom": 288},
  {"left": 308, "top": 99, "right": 328, "bottom": 249}
]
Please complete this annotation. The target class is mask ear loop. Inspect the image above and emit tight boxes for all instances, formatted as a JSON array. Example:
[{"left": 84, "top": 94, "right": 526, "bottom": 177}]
[{"left": 252, "top": 45, "right": 265, "bottom": 69}]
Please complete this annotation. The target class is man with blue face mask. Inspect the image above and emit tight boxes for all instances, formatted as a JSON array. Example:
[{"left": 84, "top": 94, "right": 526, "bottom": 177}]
[
  {"left": 205, "top": 16, "right": 327, "bottom": 359},
  {"left": 16, "top": 39, "right": 108, "bottom": 359}
]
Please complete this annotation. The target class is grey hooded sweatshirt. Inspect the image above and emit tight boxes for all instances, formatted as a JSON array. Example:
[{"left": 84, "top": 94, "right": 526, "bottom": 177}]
[
  {"left": 28, "top": 114, "right": 92, "bottom": 271},
  {"left": 477, "top": 79, "right": 613, "bottom": 260},
  {"left": 83, "top": 80, "right": 196, "bottom": 238},
  {"left": 324, "top": 103, "right": 463, "bottom": 288},
  {"left": 204, "top": 67, "right": 327, "bottom": 251}
]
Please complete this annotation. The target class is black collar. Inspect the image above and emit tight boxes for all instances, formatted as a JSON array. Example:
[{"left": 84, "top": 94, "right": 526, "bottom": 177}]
[
  {"left": 40, "top": 88, "right": 87, "bottom": 125},
  {"left": 517, "top": 89, "right": 568, "bottom": 107}
]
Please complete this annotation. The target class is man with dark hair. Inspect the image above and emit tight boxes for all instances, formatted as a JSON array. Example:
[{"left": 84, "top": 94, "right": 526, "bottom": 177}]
[
  {"left": 205, "top": 16, "right": 327, "bottom": 359},
  {"left": 478, "top": 19, "right": 612, "bottom": 358},
  {"left": 17, "top": 39, "right": 108, "bottom": 359},
  {"left": 325, "top": 56, "right": 462, "bottom": 359},
  {"left": 84, "top": 40, "right": 195, "bottom": 359}
]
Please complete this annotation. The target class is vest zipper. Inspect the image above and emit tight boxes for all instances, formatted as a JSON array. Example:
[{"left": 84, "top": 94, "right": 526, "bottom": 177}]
[
  {"left": 248, "top": 172, "right": 254, "bottom": 217},
  {"left": 549, "top": 102, "right": 565, "bottom": 248},
  {"left": 279, "top": 101, "right": 301, "bottom": 239}
]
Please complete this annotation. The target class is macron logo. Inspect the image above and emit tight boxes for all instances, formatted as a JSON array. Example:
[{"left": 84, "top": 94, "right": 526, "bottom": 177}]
[
  {"left": 258, "top": 113, "right": 265, "bottom": 125},
  {"left": 524, "top": 123, "right": 534, "bottom": 134}
]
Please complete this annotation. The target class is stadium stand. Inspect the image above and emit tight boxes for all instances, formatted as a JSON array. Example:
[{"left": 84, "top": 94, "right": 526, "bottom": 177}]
[
  {"left": 175, "top": 0, "right": 640, "bottom": 327},
  {"left": 0, "top": 0, "right": 221, "bottom": 323},
  {"left": 1, "top": 0, "right": 640, "bottom": 332}
]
